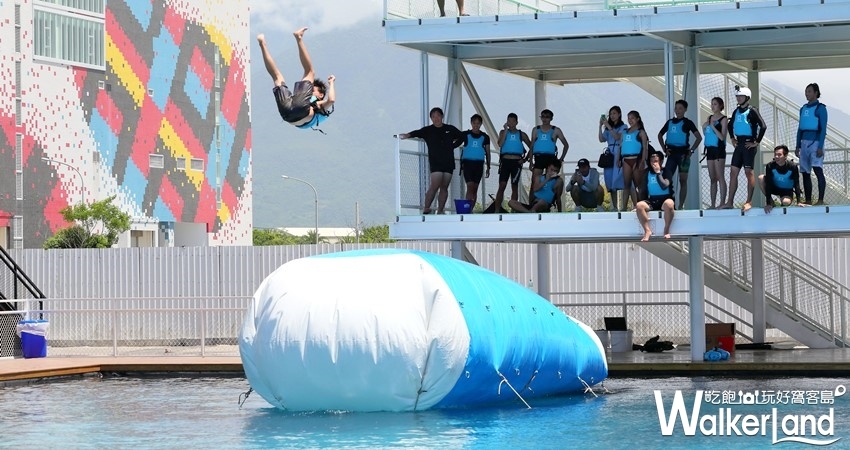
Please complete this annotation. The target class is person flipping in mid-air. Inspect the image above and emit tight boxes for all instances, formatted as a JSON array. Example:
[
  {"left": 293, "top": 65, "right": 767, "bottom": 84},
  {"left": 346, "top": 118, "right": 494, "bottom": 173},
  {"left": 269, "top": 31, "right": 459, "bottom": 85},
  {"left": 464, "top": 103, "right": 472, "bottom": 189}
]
[{"left": 257, "top": 28, "right": 335, "bottom": 131}]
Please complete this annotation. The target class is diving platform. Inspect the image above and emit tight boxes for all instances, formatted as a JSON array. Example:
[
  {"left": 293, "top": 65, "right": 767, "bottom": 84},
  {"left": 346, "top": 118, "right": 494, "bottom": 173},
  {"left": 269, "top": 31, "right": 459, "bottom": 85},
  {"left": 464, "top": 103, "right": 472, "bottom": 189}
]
[
  {"left": 390, "top": 206, "right": 850, "bottom": 242},
  {"left": 384, "top": 0, "right": 850, "bottom": 80}
]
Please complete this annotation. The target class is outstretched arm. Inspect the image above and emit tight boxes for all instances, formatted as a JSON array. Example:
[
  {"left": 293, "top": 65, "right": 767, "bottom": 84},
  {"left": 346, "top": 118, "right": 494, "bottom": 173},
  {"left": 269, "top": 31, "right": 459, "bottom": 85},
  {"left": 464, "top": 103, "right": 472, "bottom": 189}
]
[{"left": 317, "top": 75, "right": 335, "bottom": 110}]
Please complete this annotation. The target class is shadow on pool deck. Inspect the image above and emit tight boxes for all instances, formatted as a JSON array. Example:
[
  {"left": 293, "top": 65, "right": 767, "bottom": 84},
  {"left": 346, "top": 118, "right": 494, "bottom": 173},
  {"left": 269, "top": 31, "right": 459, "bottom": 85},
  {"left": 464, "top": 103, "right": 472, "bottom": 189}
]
[{"left": 2, "top": 347, "right": 850, "bottom": 383}]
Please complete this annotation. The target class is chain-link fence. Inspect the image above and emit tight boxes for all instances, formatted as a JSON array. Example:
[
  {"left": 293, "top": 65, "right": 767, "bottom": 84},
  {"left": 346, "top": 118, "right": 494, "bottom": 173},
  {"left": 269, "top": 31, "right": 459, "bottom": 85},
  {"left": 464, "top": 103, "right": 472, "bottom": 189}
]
[{"left": 4, "top": 297, "right": 250, "bottom": 357}]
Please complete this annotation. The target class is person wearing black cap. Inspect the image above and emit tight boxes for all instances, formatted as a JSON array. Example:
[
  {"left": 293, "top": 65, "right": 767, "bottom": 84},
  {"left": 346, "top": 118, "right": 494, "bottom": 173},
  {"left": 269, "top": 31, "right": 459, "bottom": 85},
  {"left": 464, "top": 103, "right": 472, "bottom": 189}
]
[{"left": 568, "top": 158, "right": 604, "bottom": 212}]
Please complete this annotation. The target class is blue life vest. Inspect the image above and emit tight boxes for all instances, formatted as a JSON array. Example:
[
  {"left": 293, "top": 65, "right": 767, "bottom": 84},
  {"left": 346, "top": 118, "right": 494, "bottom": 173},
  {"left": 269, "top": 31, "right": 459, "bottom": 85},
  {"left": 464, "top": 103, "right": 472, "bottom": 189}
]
[
  {"left": 772, "top": 166, "right": 794, "bottom": 189},
  {"left": 296, "top": 112, "right": 329, "bottom": 130},
  {"left": 732, "top": 108, "right": 754, "bottom": 137},
  {"left": 647, "top": 172, "right": 670, "bottom": 198},
  {"left": 664, "top": 119, "right": 688, "bottom": 146},
  {"left": 798, "top": 103, "right": 820, "bottom": 131},
  {"left": 501, "top": 130, "right": 524, "bottom": 155},
  {"left": 533, "top": 127, "right": 557, "bottom": 155},
  {"left": 534, "top": 175, "right": 558, "bottom": 204},
  {"left": 602, "top": 124, "right": 627, "bottom": 148},
  {"left": 703, "top": 119, "right": 723, "bottom": 147},
  {"left": 462, "top": 133, "right": 487, "bottom": 161},
  {"left": 621, "top": 129, "right": 642, "bottom": 157}
]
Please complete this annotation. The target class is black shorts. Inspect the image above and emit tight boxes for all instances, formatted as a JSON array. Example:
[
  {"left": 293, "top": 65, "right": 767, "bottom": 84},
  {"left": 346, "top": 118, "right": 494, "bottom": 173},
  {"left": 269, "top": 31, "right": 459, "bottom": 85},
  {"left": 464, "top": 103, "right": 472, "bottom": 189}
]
[
  {"left": 461, "top": 160, "right": 484, "bottom": 184},
  {"left": 533, "top": 153, "right": 557, "bottom": 170},
  {"left": 429, "top": 158, "right": 454, "bottom": 174},
  {"left": 499, "top": 157, "right": 523, "bottom": 184},
  {"left": 705, "top": 146, "right": 726, "bottom": 161},
  {"left": 642, "top": 196, "right": 671, "bottom": 211},
  {"left": 770, "top": 188, "right": 795, "bottom": 199},
  {"left": 730, "top": 139, "right": 757, "bottom": 169},
  {"left": 273, "top": 80, "right": 313, "bottom": 123}
]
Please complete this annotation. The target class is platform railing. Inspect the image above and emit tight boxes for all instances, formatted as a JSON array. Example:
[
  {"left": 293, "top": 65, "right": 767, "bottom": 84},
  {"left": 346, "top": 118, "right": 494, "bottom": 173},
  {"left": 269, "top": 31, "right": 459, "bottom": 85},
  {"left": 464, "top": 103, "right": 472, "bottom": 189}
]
[
  {"left": 666, "top": 240, "right": 849, "bottom": 347},
  {"left": 0, "top": 296, "right": 251, "bottom": 357},
  {"left": 384, "top": 0, "right": 562, "bottom": 20},
  {"left": 551, "top": 289, "right": 759, "bottom": 344}
]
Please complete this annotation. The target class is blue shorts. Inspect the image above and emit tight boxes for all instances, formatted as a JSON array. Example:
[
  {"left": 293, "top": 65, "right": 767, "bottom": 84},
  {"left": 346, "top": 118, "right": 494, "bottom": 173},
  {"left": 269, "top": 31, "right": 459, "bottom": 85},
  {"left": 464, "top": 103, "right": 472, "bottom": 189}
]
[{"left": 798, "top": 139, "right": 823, "bottom": 173}]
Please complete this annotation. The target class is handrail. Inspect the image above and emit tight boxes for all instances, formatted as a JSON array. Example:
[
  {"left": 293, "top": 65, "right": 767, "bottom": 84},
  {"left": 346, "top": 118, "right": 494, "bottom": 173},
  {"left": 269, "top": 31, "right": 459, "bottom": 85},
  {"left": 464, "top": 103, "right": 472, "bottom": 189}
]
[
  {"left": 667, "top": 240, "right": 849, "bottom": 347},
  {"left": 0, "top": 245, "right": 46, "bottom": 301}
]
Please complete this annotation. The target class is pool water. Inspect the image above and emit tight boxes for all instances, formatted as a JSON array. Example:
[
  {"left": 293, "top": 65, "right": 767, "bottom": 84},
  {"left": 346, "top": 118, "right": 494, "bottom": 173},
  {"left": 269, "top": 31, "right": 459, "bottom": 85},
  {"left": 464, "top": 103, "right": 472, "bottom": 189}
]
[{"left": 0, "top": 376, "right": 847, "bottom": 449}]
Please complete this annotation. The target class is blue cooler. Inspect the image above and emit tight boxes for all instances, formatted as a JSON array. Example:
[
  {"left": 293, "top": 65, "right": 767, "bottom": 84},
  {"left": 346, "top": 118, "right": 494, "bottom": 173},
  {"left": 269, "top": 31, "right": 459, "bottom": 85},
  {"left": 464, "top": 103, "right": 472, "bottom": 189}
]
[{"left": 17, "top": 320, "right": 49, "bottom": 358}]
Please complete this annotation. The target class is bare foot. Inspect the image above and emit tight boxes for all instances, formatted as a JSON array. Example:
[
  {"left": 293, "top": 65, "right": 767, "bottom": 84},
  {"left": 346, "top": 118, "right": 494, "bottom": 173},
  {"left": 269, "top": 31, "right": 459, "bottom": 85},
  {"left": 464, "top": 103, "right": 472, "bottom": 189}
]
[
  {"left": 742, "top": 202, "right": 752, "bottom": 212},
  {"left": 293, "top": 27, "right": 308, "bottom": 39},
  {"left": 257, "top": 34, "right": 265, "bottom": 45},
  {"left": 664, "top": 233, "right": 671, "bottom": 239},
  {"left": 641, "top": 231, "right": 652, "bottom": 242}
]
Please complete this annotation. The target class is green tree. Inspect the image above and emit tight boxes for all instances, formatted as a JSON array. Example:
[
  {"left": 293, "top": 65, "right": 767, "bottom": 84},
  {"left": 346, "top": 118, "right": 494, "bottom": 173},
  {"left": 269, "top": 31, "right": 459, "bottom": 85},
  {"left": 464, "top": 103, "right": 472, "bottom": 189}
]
[
  {"left": 43, "top": 196, "right": 131, "bottom": 249},
  {"left": 253, "top": 228, "right": 327, "bottom": 245}
]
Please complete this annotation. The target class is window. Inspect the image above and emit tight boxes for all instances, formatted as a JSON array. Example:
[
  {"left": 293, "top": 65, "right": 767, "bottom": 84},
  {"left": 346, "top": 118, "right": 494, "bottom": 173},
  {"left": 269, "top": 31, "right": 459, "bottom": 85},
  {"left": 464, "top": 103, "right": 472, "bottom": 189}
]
[
  {"left": 33, "top": 8, "right": 105, "bottom": 68},
  {"left": 149, "top": 154, "right": 164, "bottom": 169},
  {"left": 16, "top": 173, "right": 23, "bottom": 201},
  {"left": 15, "top": 100, "right": 22, "bottom": 126},
  {"left": 190, "top": 158, "right": 204, "bottom": 172},
  {"left": 15, "top": 134, "right": 22, "bottom": 171},
  {"left": 175, "top": 157, "right": 186, "bottom": 171},
  {"left": 37, "top": 0, "right": 105, "bottom": 15},
  {"left": 15, "top": 61, "right": 21, "bottom": 97}
]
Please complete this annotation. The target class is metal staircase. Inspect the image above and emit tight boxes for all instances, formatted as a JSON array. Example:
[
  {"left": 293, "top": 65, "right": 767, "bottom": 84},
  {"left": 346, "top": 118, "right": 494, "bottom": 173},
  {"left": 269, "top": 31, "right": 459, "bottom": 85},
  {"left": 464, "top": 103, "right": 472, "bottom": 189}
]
[{"left": 643, "top": 240, "right": 849, "bottom": 348}]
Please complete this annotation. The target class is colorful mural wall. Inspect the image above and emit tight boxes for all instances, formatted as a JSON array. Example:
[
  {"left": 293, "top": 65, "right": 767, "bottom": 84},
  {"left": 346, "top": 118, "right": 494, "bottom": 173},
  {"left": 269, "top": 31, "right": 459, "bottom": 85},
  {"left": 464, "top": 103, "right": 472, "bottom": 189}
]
[{"left": 0, "top": 0, "right": 252, "bottom": 248}]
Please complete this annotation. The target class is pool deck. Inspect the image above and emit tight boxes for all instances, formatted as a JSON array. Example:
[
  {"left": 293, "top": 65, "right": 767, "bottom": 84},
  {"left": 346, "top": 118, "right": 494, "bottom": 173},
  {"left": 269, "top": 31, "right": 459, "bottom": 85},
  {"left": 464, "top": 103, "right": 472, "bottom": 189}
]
[{"left": 2, "top": 348, "right": 850, "bottom": 384}]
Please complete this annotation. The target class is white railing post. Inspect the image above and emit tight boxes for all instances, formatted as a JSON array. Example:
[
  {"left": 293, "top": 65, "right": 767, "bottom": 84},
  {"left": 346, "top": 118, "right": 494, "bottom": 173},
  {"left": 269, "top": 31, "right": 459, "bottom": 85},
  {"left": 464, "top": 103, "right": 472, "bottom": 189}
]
[
  {"left": 111, "top": 306, "right": 118, "bottom": 357},
  {"left": 395, "top": 136, "right": 402, "bottom": 216},
  {"left": 200, "top": 307, "right": 206, "bottom": 357}
]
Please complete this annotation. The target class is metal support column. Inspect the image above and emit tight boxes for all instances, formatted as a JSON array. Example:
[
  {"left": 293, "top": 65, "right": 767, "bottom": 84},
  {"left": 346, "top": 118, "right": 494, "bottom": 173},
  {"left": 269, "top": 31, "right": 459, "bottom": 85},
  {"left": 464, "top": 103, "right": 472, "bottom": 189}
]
[
  {"left": 688, "top": 236, "right": 706, "bottom": 361},
  {"left": 751, "top": 238, "right": 766, "bottom": 342},
  {"left": 683, "top": 45, "right": 701, "bottom": 210},
  {"left": 536, "top": 243, "right": 551, "bottom": 300},
  {"left": 663, "top": 41, "right": 675, "bottom": 118},
  {"left": 534, "top": 80, "right": 546, "bottom": 119},
  {"left": 447, "top": 55, "right": 463, "bottom": 202},
  {"left": 419, "top": 52, "right": 429, "bottom": 204},
  {"left": 451, "top": 240, "right": 464, "bottom": 260}
]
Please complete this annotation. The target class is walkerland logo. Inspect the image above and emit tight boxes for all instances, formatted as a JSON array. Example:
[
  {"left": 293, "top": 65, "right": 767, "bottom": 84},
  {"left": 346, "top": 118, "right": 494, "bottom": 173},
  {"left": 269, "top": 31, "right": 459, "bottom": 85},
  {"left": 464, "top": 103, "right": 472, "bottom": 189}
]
[{"left": 655, "top": 386, "right": 846, "bottom": 445}]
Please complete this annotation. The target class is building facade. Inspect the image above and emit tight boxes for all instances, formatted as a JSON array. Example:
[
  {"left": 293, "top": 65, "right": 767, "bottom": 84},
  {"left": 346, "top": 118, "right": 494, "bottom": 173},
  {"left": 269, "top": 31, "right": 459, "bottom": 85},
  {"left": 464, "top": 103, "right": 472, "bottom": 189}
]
[{"left": 0, "top": 0, "right": 252, "bottom": 249}]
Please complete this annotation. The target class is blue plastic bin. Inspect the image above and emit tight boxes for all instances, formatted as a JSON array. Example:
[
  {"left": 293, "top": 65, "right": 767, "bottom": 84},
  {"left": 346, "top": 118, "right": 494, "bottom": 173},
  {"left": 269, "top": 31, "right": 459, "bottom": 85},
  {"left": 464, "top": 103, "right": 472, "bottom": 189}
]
[{"left": 17, "top": 320, "right": 49, "bottom": 358}]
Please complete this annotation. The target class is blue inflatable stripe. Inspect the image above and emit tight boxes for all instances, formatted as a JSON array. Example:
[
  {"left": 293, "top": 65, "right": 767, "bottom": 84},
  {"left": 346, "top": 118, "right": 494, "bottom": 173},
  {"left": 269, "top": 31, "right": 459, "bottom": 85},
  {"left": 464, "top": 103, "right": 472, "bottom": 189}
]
[{"left": 415, "top": 251, "right": 606, "bottom": 407}]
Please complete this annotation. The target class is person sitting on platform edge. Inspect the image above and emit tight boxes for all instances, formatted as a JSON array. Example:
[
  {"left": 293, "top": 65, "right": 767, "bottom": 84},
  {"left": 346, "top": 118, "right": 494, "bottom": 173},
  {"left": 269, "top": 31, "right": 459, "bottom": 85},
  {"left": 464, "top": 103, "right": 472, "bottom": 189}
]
[
  {"left": 568, "top": 158, "right": 605, "bottom": 212},
  {"left": 509, "top": 160, "right": 563, "bottom": 213},
  {"left": 758, "top": 145, "right": 804, "bottom": 214},
  {"left": 637, "top": 152, "right": 675, "bottom": 242}
]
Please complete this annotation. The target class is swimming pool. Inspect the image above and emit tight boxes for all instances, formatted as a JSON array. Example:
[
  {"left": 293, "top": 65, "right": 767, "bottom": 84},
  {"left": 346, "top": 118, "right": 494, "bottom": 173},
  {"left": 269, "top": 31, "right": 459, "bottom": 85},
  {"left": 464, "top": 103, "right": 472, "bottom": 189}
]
[{"left": 0, "top": 376, "right": 847, "bottom": 448}]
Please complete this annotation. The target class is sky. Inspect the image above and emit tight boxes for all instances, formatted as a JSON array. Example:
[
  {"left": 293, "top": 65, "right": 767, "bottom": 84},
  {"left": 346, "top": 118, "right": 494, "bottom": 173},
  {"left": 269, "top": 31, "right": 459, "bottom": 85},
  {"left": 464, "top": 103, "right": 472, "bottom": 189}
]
[
  {"left": 248, "top": 0, "right": 850, "bottom": 115},
  {"left": 247, "top": 0, "right": 850, "bottom": 228}
]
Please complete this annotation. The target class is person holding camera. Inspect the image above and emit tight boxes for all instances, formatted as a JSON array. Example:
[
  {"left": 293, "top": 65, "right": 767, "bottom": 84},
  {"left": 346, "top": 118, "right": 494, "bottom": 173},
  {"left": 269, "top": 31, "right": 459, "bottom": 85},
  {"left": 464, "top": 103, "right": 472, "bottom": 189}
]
[{"left": 569, "top": 159, "right": 605, "bottom": 212}]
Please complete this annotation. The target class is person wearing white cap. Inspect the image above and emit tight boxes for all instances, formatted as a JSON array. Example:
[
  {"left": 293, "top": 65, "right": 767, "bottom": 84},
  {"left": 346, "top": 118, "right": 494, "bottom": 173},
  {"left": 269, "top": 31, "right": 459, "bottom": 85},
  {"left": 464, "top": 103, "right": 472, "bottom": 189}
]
[{"left": 721, "top": 85, "right": 767, "bottom": 212}]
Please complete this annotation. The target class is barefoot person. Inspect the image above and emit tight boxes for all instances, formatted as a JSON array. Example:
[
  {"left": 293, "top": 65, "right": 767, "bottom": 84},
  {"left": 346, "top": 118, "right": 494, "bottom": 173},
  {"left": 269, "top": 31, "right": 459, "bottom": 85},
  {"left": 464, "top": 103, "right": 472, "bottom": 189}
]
[
  {"left": 795, "top": 83, "right": 828, "bottom": 205},
  {"left": 437, "top": 0, "right": 466, "bottom": 16},
  {"left": 257, "top": 28, "right": 335, "bottom": 131},
  {"left": 398, "top": 107, "right": 464, "bottom": 214},
  {"left": 703, "top": 97, "right": 728, "bottom": 209},
  {"left": 723, "top": 86, "right": 766, "bottom": 212},
  {"left": 637, "top": 152, "right": 675, "bottom": 241}
]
